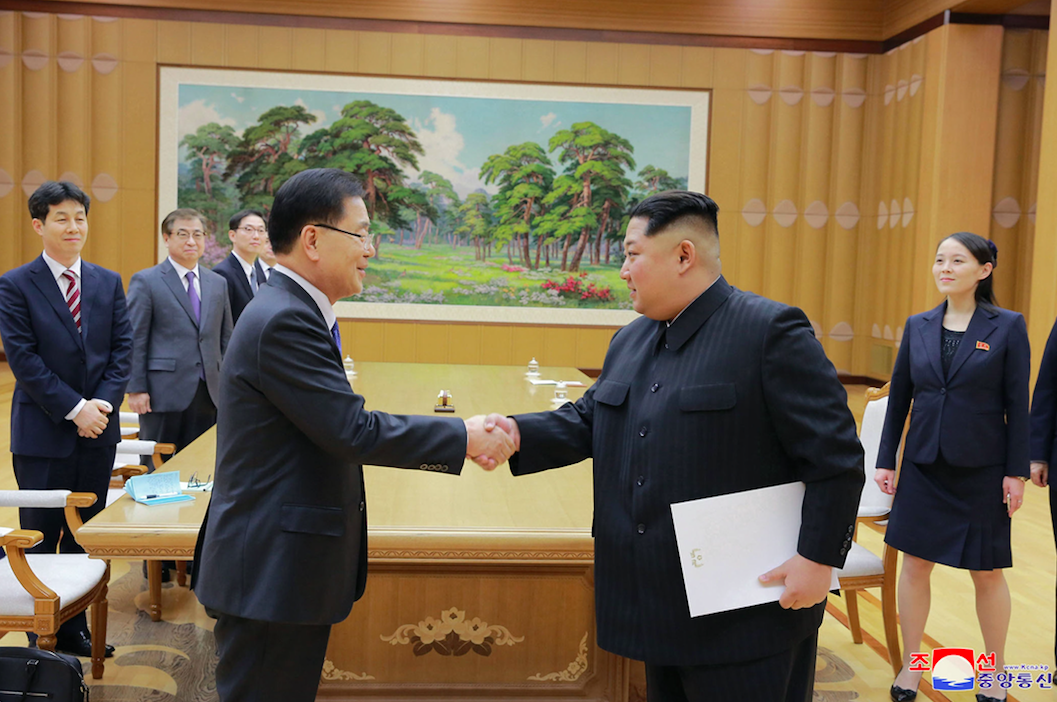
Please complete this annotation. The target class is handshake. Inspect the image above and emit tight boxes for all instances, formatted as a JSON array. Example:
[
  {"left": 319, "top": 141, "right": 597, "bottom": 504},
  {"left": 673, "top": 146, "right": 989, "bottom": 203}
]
[{"left": 464, "top": 414, "right": 522, "bottom": 470}]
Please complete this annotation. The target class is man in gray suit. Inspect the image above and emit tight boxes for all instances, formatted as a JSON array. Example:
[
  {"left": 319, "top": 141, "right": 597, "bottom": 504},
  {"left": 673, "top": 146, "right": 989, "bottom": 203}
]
[{"left": 127, "top": 208, "right": 233, "bottom": 461}]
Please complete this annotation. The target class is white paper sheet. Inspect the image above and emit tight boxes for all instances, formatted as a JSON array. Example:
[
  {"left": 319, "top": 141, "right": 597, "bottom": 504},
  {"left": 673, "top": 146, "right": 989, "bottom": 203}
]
[{"left": 670, "top": 481, "right": 840, "bottom": 617}]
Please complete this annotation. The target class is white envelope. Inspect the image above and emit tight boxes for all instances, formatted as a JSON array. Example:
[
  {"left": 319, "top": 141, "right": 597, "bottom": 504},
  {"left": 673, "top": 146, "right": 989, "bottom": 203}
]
[{"left": 670, "top": 481, "right": 840, "bottom": 617}]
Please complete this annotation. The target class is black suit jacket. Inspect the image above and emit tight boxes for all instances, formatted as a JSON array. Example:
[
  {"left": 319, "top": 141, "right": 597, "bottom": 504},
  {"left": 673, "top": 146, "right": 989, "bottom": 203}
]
[
  {"left": 194, "top": 271, "right": 467, "bottom": 625},
  {"left": 212, "top": 252, "right": 255, "bottom": 324},
  {"left": 879, "top": 302, "right": 1029, "bottom": 475},
  {"left": 1032, "top": 316, "right": 1057, "bottom": 467},
  {"left": 0, "top": 255, "right": 133, "bottom": 457},
  {"left": 510, "top": 277, "right": 864, "bottom": 666}
]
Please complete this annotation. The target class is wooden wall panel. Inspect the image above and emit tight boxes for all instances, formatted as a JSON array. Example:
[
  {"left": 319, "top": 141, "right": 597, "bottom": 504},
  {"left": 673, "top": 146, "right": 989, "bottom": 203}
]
[
  {"left": 0, "top": 9, "right": 1042, "bottom": 376},
  {"left": 990, "top": 29, "right": 1047, "bottom": 317}
]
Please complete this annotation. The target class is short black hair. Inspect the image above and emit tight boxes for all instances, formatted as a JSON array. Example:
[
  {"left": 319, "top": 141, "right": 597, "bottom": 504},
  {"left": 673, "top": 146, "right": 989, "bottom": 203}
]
[
  {"left": 268, "top": 169, "right": 366, "bottom": 255},
  {"left": 28, "top": 181, "right": 90, "bottom": 222},
  {"left": 161, "top": 208, "right": 206, "bottom": 236},
  {"left": 627, "top": 190, "right": 719, "bottom": 238},
  {"left": 229, "top": 208, "right": 266, "bottom": 232}
]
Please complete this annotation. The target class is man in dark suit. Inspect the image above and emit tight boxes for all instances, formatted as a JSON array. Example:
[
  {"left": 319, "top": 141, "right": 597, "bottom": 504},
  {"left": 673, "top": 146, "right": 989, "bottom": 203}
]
[
  {"left": 212, "top": 208, "right": 265, "bottom": 323},
  {"left": 1029, "top": 316, "right": 1057, "bottom": 664},
  {"left": 193, "top": 168, "right": 513, "bottom": 702},
  {"left": 254, "top": 235, "right": 276, "bottom": 285},
  {"left": 484, "top": 191, "right": 864, "bottom": 702},
  {"left": 127, "top": 208, "right": 233, "bottom": 459},
  {"left": 0, "top": 181, "right": 132, "bottom": 657}
]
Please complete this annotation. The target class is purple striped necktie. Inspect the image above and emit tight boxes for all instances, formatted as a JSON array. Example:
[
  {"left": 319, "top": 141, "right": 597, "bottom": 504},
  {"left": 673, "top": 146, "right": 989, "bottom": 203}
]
[
  {"left": 186, "top": 271, "right": 201, "bottom": 324},
  {"left": 62, "top": 270, "right": 81, "bottom": 332}
]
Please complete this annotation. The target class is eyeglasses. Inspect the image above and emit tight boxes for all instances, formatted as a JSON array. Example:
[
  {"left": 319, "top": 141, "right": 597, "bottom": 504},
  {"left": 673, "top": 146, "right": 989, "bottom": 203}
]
[
  {"left": 187, "top": 472, "right": 212, "bottom": 488},
  {"left": 237, "top": 226, "right": 267, "bottom": 235},
  {"left": 172, "top": 229, "right": 206, "bottom": 242},
  {"left": 313, "top": 223, "right": 374, "bottom": 248}
]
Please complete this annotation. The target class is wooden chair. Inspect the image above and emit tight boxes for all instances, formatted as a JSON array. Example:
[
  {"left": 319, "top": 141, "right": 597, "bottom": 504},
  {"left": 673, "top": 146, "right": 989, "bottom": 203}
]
[
  {"left": 835, "top": 383, "right": 901, "bottom": 673},
  {"left": 118, "top": 411, "right": 140, "bottom": 439},
  {"left": 0, "top": 489, "right": 110, "bottom": 680}
]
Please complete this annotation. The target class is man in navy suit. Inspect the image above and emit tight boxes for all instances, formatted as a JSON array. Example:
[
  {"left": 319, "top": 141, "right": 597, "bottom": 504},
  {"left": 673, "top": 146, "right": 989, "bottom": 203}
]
[
  {"left": 212, "top": 208, "right": 265, "bottom": 323},
  {"left": 193, "top": 169, "right": 514, "bottom": 701},
  {"left": 484, "top": 191, "right": 864, "bottom": 702},
  {"left": 0, "top": 181, "right": 132, "bottom": 657}
]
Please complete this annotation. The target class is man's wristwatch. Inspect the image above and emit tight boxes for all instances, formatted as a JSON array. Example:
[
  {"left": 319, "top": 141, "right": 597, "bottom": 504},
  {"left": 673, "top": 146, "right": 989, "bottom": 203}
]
[{"left": 1016, "top": 476, "right": 1029, "bottom": 482}]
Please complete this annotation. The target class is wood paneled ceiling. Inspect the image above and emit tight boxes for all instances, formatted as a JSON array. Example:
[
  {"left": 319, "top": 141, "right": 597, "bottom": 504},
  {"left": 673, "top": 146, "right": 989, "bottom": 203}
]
[{"left": 10, "top": 0, "right": 1051, "bottom": 43}]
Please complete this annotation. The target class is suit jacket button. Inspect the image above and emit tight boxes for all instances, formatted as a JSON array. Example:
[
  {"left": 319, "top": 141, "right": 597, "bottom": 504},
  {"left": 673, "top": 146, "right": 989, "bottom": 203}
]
[
  {"left": 420, "top": 463, "right": 428, "bottom": 470},
  {"left": 940, "top": 388, "right": 946, "bottom": 395},
  {"left": 359, "top": 501, "right": 365, "bottom": 512},
  {"left": 840, "top": 547, "right": 847, "bottom": 556},
  {"left": 636, "top": 476, "right": 645, "bottom": 487},
  {"left": 847, "top": 526, "right": 854, "bottom": 535},
  {"left": 441, "top": 465, "right": 448, "bottom": 472},
  {"left": 639, "top": 427, "right": 648, "bottom": 437},
  {"left": 651, "top": 383, "right": 660, "bottom": 392},
  {"left": 637, "top": 523, "right": 646, "bottom": 535}
]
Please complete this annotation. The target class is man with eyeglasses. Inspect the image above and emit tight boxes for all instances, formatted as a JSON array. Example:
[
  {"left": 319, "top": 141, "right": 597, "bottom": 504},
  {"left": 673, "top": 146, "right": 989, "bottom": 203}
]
[
  {"left": 214, "top": 208, "right": 266, "bottom": 323},
  {"left": 193, "top": 168, "right": 513, "bottom": 702},
  {"left": 127, "top": 208, "right": 233, "bottom": 471}
]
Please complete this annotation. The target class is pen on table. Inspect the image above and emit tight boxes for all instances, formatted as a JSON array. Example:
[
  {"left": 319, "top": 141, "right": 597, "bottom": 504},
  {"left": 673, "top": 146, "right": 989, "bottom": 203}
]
[{"left": 145, "top": 494, "right": 158, "bottom": 499}]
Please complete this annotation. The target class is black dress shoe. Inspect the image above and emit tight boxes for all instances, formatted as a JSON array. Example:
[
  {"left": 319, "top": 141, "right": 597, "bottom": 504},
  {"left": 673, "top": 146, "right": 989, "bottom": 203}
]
[
  {"left": 56, "top": 631, "right": 115, "bottom": 658},
  {"left": 976, "top": 694, "right": 1007, "bottom": 702},
  {"left": 890, "top": 684, "right": 917, "bottom": 701}
]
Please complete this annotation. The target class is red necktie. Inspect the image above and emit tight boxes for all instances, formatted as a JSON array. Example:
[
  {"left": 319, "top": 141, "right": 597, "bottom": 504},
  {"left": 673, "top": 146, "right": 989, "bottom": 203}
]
[{"left": 62, "top": 270, "right": 81, "bottom": 332}]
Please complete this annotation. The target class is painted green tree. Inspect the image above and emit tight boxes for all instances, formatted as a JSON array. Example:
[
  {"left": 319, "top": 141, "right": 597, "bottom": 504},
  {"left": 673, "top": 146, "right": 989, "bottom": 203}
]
[
  {"left": 225, "top": 105, "right": 316, "bottom": 211},
  {"left": 301, "top": 100, "right": 424, "bottom": 232},
  {"left": 417, "top": 171, "right": 460, "bottom": 249},
  {"left": 181, "top": 122, "right": 239, "bottom": 199},
  {"left": 452, "top": 193, "right": 494, "bottom": 261},
  {"left": 548, "top": 122, "right": 636, "bottom": 271},
  {"left": 481, "top": 142, "right": 555, "bottom": 269}
]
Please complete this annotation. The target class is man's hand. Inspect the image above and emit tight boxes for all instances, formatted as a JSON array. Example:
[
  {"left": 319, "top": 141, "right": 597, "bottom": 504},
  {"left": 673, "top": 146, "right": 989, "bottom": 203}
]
[
  {"left": 465, "top": 414, "right": 516, "bottom": 471},
  {"left": 128, "top": 393, "right": 151, "bottom": 415},
  {"left": 73, "top": 401, "right": 109, "bottom": 439},
  {"left": 484, "top": 413, "right": 520, "bottom": 452},
  {"left": 1031, "top": 461, "right": 1049, "bottom": 488},
  {"left": 759, "top": 553, "right": 833, "bottom": 610},
  {"left": 874, "top": 468, "right": 896, "bottom": 495}
]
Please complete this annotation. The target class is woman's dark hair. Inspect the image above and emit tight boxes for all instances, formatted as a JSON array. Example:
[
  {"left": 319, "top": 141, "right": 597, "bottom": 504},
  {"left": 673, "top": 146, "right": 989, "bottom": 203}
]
[{"left": 939, "top": 231, "right": 997, "bottom": 307}]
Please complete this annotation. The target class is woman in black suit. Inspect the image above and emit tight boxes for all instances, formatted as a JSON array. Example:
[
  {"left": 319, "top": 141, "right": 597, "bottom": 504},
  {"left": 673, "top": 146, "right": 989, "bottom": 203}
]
[{"left": 875, "top": 232, "right": 1029, "bottom": 702}]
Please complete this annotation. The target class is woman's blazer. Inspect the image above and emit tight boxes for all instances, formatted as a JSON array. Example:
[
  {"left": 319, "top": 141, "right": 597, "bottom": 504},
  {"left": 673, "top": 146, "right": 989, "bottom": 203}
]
[{"left": 877, "top": 302, "right": 1029, "bottom": 475}]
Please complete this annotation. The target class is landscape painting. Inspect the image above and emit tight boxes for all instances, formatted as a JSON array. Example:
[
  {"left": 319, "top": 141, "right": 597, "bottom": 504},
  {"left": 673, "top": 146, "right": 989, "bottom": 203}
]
[{"left": 159, "top": 68, "right": 709, "bottom": 324}]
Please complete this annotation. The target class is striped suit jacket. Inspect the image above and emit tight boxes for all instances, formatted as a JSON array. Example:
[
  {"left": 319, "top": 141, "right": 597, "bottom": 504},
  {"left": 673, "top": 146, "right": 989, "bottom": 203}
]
[{"left": 510, "top": 275, "right": 864, "bottom": 666}]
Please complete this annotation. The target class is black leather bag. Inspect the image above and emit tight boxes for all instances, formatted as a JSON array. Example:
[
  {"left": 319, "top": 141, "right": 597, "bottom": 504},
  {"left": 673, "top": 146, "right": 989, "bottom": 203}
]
[{"left": 0, "top": 647, "right": 88, "bottom": 701}]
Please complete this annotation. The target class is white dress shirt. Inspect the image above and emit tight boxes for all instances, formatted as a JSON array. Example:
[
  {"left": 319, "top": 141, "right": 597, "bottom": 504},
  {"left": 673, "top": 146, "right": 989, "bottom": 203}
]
[{"left": 168, "top": 257, "right": 202, "bottom": 296}]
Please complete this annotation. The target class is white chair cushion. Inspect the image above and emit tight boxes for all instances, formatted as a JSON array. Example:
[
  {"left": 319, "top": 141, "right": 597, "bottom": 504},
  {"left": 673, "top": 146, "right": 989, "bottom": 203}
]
[
  {"left": 0, "top": 554, "right": 106, "bottom": 616},
  {"left": 105, "top": 488, "right": 125, "bottom": 508},
  {"left": 116, "top": 440, "right": 157, "bottom": 455},
  {"left": 835, "top": 541, "right": 883, "bottom": 579},
  {"left": 858, "top": 394, "right": 894, "bottom": 516},
  {"left": 119, "top": 412, "right": 139, "bottom": 425},
  {"left": 0, "top": 490, "right": 72, "bottom": 508},
  {"left": 120, "top": 426, "right": 138, "bottom": 437}
]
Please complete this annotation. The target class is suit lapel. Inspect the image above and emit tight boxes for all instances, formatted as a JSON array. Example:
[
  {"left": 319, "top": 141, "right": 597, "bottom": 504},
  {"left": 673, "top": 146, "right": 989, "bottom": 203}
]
[
  {"left": 28, "top": 256, "right": 83, "bottom": 348},
  {"left": 947, "top": 306, "right": 999, "bottom": 381},
  {"left": 230, "top": 253, "right": 254, "bottom": 300},
  {"left": 162, "top": 260, "right": 199, "bottom": 328},
  {"left": 269, "top": 271, "right": 342, "bottom": 366},
  {"left": 199, "top": 269, "right": 221, "bottom": 331},
  {"left": 917, "top": 303, "right": 946, "bottom": 382}
]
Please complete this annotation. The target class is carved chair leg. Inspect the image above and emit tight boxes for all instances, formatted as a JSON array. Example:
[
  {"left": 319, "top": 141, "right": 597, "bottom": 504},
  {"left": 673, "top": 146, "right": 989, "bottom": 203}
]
[
  {"left": 148, "top": 560, "right": 163, "bottom": 622},
  {"left": 846, "top": 589, "right": 864, "bottom": 644},
  {"left": 37, "top": 633, "right": 57, "bottom": 651},
  {"left": 91, "top": 565, "right": 109, "bottom": 680}
]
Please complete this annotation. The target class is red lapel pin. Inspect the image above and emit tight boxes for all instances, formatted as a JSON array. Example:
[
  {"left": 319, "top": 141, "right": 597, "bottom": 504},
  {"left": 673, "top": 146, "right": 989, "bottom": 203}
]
[{"left": 976, "top": 341, "right": 990, "bottom": 351}]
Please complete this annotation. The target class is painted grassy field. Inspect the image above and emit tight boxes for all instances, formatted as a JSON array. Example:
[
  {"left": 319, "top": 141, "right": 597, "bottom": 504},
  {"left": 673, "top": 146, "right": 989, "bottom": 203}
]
[{"left": 350, "top": 243, "right": 631, "bottom": 309}]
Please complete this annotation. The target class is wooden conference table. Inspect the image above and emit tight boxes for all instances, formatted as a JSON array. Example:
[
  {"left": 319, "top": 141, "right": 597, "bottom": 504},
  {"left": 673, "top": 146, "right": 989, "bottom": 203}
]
[{"left": 78, "top": 362, "right": 631, "bottom": 700}]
